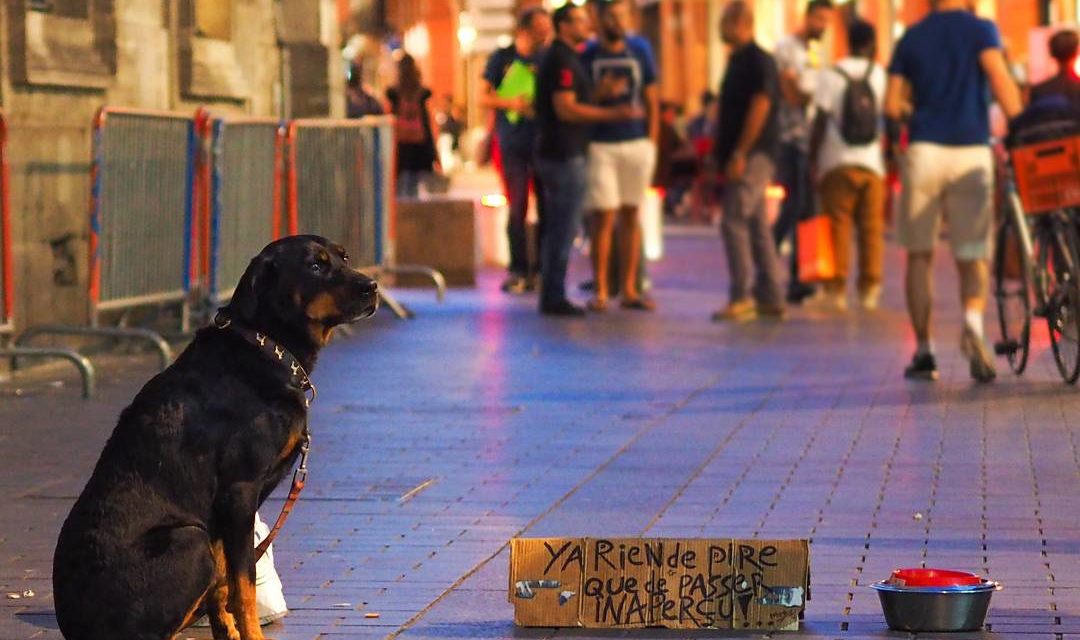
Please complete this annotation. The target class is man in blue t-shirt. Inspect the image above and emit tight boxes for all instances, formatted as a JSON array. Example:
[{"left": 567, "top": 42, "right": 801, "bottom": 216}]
[
  {"left": 481, "top": 8, "right": 553, "bottom": 295},
  {"left": 885, "top": 0, "right": 1022, "bottom": 383},
  {"left": 580, "top": 0, "right": 659, "bottom": 312}
]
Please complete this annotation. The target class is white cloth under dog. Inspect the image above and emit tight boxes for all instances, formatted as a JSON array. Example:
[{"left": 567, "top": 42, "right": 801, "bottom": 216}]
[
  {"left": 191, "top": 512, "right": 288, "bottom": 627},
  {"left": 253, "top": 512, "right": 289, "bottom": 625}
]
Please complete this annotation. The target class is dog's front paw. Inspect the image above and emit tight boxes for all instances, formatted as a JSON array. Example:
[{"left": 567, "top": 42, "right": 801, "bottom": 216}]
[{"left": 209, "top": 619, "right": 242, "bottom": 640}]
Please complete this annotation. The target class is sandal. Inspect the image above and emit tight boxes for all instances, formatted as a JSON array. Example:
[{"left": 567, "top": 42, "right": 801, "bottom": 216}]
[
  {"left": 586, "top": 297, "right": 608, "bottom": 313},
  {"left": 621, "top": 297, "right": 657, "bottom": 312}
]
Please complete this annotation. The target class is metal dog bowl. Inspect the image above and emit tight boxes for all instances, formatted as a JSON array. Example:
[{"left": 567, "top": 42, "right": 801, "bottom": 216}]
[{"left": 872, "top": 579, "right": 1001, "bottom": 632}]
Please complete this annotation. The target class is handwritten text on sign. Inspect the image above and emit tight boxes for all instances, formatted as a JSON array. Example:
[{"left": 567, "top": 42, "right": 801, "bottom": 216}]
[{"left": 510, "top": 537, "right": 808, "bottom": 630}]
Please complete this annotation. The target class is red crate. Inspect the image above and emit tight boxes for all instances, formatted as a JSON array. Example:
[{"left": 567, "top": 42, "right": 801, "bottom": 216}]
[{"left": 1011, "top": 135, "right": 1080, "bottom": 215}]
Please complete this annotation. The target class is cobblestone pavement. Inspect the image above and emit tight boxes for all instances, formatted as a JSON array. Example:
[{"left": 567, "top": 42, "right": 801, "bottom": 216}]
[{"left": 4, "top": 229, "right": 1080, "bottom": 640}]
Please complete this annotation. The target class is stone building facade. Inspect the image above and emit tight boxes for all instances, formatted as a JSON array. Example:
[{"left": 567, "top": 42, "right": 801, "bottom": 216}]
[{"left": 0, "top": 0, "right": 344, "bottom": 331}]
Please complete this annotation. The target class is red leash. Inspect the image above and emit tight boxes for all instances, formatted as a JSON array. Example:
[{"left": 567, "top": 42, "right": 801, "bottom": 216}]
[{"left": 256, "top": 432, "right": 310, "bottom": 561}]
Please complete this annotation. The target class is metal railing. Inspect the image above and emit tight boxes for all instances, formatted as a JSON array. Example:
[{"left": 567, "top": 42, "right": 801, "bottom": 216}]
[
  {"left": 91, "top": 108, "right": 194, "bottom": 322},
  {"left": 14, "top": 108, "right": 183, "bottom": 371},
  {"left": 206, "top": 116, "right": 285, "bottom": 305},
  {"left": 0, "top": 110, "right": 96, "bottom": 397},
  {"left": 288, "top": 118, "right": 378, "bottom": 265},
  {"left": 8, "top": 110, "right": 447, "bottom": 387},
  {"left": 287, "top": 117, "right": 444, "bottom": 319}
]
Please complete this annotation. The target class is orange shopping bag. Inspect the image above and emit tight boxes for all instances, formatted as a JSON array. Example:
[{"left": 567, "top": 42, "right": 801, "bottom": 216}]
[{"left": 796, "top": 215, "right": 836, "bottom": 283}]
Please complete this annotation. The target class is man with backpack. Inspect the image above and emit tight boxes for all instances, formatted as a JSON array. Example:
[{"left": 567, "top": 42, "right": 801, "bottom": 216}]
[{"left": 809, "top": 20, "right": 886, "bottom": 312}]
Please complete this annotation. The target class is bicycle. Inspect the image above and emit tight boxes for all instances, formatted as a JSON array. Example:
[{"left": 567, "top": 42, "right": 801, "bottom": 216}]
[{"left": 993, "top": 133, "right": 1080, "bottom": 383}]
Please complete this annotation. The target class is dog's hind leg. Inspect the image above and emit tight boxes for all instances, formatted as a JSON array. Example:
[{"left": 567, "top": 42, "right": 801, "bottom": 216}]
[{"left": 144, "top": 524, "right": 214, "bottom": 640}]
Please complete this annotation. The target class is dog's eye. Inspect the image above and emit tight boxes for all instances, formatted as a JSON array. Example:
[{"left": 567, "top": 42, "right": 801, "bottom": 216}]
[{"left": 341, "top": 253, "right": 350, "bottom": 264}]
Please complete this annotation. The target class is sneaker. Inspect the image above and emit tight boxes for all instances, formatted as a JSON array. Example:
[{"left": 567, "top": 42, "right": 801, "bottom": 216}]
[
  {"left": 525, "top": 274, "right": 540, "bottom": 292},
  {"left": 711, "top": 298, "right": 757, "bottom": 322},
  {"left": 540, "top": 299, "right": 586, "bottom": 317},
  {"left": 904, "top": 352, "right": 940, "bottom": 381},
  {"left": 501, "top": 275, "right": 528, "bottom": 294},
  {"left": 859, "top": 285, "right": 882, "bottom": 311},
  {"left": 756, "top": 302, "right": 788, "bottom": 320},
  {"left": 960, "top": 328, "right": 997, "bottom": 383},
  {"left": 816, "top": 289, "right": 847, "bottom": 312}
]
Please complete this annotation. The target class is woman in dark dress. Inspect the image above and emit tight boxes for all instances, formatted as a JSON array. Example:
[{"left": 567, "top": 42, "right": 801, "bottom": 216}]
[{"left": 386, "top": 54, "right": 440, "bottom": 198}]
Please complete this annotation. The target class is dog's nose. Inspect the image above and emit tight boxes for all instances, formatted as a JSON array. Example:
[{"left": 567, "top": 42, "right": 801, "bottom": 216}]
[{"left": 357, "top": 279, "right": 378, "bottom": 296}]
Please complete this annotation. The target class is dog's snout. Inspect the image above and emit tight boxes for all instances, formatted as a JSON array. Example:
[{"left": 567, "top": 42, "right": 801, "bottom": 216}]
[{"left": 356, "top": 279, "right": 378, "bottom": 296}]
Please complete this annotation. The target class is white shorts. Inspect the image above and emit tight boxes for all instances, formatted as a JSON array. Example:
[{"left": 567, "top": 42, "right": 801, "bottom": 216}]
[
  {"left": 897, "top": 142, "right": 994, "bottom": 260},
  {"left": 586, "top": 138, "right": 657, "bottom": 210}
]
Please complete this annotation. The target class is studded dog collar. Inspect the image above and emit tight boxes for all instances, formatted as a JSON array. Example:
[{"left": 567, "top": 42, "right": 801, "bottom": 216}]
[{"left": 213, "top": 312, "right": 317, "bottom": 407}]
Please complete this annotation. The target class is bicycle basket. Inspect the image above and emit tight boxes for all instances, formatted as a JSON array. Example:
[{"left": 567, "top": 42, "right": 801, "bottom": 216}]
[{"left": 1011, "top": 135, "right": 1080, "bottom": 215}]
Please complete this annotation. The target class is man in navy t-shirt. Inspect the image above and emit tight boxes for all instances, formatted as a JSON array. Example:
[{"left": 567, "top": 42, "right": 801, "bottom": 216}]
[
  {"left": 885, "top": 0, "right": 1022, "bottom": 383},
  {"left": 579, "top": 0, "right": 659, "bottom": 312},
  {"left": 481, "top": 8, "right": 552, "bottom": 295}
]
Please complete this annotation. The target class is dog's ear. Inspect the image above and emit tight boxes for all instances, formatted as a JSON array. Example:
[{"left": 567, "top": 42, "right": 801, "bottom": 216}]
[{"left": 227, "top": 253, "right": 276, "bottom": 321}]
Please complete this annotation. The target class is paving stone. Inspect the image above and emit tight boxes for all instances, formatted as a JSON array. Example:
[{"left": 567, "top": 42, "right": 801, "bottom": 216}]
[{"left": 6, "top": 234, "right": 1080, "bottom": 639}]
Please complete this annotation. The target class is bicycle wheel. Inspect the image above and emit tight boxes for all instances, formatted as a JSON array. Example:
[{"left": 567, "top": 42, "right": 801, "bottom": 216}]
[
  {"left": 1042, "top": 213, "right": 1080, "bottom": 384},
  {"left": 993, "top": 215, "right": 1032, "bottom": 374}
]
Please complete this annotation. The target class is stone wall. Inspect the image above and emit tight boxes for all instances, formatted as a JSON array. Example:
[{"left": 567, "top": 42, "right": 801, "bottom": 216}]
[{"left": 0, "top": 0, "right": 342, "bottom": 332}]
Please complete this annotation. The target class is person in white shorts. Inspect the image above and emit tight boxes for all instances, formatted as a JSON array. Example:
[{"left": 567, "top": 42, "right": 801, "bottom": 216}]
[
  {"left": 581, "top": 0, "right": 659, "bottom": 312},
  {"left": 885, "top": 0, "right": 1022, "bottom": 383}
]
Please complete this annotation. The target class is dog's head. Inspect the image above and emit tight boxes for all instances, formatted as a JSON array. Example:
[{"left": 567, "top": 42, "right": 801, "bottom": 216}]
[{"left": 224, "top": 235, "right": 379, "bottom": 346}]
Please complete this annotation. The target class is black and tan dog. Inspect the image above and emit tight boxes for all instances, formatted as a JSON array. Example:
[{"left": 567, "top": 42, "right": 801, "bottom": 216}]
[{"left": 52, "top": 235, "right": 378, "bottom": 640}]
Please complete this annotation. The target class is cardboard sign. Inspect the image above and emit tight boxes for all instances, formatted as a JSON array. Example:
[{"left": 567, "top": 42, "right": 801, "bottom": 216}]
[
  {"left": 510, "top": 538, "right": 808, "bottom": 631},
  {"left": 730, "top": 539, "right": 808, "bottom": 630},
  {"left": 509, "top": 538, "right": 584, "bottom": 627}
]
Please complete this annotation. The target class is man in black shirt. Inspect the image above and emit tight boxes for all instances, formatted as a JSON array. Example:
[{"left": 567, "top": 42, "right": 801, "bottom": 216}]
[
  {"left": 711, "top": 1, "right": 785, "bottom": 322},
  {"left": 534, "top": 3, "right": 639, "bottom": 317}
]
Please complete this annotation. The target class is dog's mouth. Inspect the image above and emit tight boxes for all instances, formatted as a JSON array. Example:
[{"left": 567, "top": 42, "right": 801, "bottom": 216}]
[{"left": 347, "top": 296, "right": 379, "bottom": 322}]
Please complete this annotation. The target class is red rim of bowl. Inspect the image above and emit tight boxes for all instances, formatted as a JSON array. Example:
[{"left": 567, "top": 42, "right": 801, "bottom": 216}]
[{"left": 887, "top": 568, "right": 983, "bottom": 587}]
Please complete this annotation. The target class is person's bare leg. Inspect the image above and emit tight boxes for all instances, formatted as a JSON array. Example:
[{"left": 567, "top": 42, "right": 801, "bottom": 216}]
[
  {"left": 906, "top": 251, "right": 934, "bottom": 346},
  {"left": 618, "top": 205, "right": 643, "bottom": 302},
  {"left": 957, "top": 257, "right": 996, "bottom": 382},
  {"left": 904, "top": 250, "right": 940, "bottom": 379},
  {"left": 590, "top": 210, "right": 615, "bottom": 308},
  {"left": 957, "top": 258, "right": 988, "bottom": 317}
]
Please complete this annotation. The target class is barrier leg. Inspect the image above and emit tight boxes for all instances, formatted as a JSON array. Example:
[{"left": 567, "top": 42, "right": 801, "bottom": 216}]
[
  {"left": 378, "top": 289, "right": 415, "bottom": 320},
  {"left": 15, "top": 326, "right": 173, "bottom": 371},
  {"left": 0, "top": 348, "right": 96, "bottom": 398},
  {"left": 380, "top": 265, "right": 447, "bottom": 303}
]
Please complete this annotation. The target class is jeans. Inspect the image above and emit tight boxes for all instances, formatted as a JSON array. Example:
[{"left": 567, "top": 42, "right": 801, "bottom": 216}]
[
  {"left": 535, "top": 155, "right": 587, "bottom": 307},
  {"left": 500, "top": 145, "right": 545, "bottom": 277},
  {"left": 772, "top": 143, "right": 813, "bottom": 290},
  {"left": 721, "top": 152, "right": 784, "bottom": 306}
]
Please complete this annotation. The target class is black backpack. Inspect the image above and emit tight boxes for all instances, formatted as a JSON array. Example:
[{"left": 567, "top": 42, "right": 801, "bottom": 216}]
[{"left": 834, "top": 61, "right": 879, "bottom": 145}]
